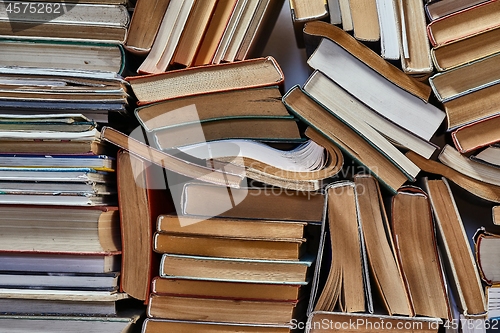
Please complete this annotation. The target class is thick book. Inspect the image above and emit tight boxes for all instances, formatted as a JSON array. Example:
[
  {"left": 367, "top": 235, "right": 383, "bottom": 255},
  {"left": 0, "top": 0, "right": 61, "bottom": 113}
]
[
  {"left": 142, "top": 318, "right": 290, "bottom": 333},
  {"left": 424, "top": 178, "right": 486, "bottom": 317},
  {"left": 472, "top": 146, "right": 500, "bottom": 168},
  {"left": 314, "top": 182, "right": 371, "bottom": 313},
  {"left": 117, "top": 150, "right": 173, "bottom": 301},
  {"left": 124, "top": 0, "right": 171, "bottom": 54},
  {"left": 146, "top": 293, "right": 299, "bottom": 325},
  {"left": 289, "top": 0, "right": 329, "bottom": 47},
  {"left": 153, "top": 233, "right": 305, "bottom": 261},
  {"left": 474, "top": 228, "right": 500, "bottom": 285},
  {"left": 127, "top": 56, "right": 284, "bottom": 105},
  {"left": 391, "top": 187, "right": 450, "bottom": 319},
  {"left": 160, "top": 253, "right": 314, "bottom": 284},
  {"left": 425, "top": 0, "right": 488, "bottom": 21},
  {"left": 0, "top": 39, "right": 126, "bottom": 74},
  {"left": 181, "top": 182, "right": 325, "bottom": 223},
  {"left": 431, "top": 26, "right": 500, "bottom": 72},
  {"left": 0, "top": 154, "right": 115, "bottom": 171},
  {"left": 0, "top": 205, "right": 120, "bottom": 254},
  {"left": 307, "top": 37, "right": 445, "bottom": 141},
  {"left": 302, "top": 70, "right": 420, "bottom": 180},
  {"left": 134, "top": 86, "right": 292, "bottom": 131},
  {"left": 427, "top": 0, "right": 500, "bottom": 47},
  {"left": 349, "top": 0, "right": 379, "bottom": 42},
  {"left": 429, "top": 52, "right": 500, "bottom": 102},
  {"left": 303, "top": 70, "right": 436, "bottom": 159},
  {"left": 151, "top": 276, "right": 302, "bottom": 301},
  {"left": 282, "top": 86, "right": 410, "bottom": 194},
  {"left": 406, "top": 150, "right": 500, "bottom": 204},
  {"left": 375, "top": 0, "right": 400, "bottom": 60}
]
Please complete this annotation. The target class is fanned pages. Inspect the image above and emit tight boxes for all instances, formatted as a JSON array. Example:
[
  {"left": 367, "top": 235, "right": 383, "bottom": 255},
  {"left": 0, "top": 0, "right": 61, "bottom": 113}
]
[
  {"left": 424, "top": 178, "right": 486, "bottom": 317},
  {"left": 391, "top": 187, "right": 450, "bottom": 319}
]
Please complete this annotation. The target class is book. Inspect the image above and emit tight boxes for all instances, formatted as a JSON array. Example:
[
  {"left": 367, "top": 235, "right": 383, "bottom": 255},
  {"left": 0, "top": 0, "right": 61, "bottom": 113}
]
[
  {"left": 0, "top": 310, "right": 143, "bottom": 333},
  {"left": 0, "top": 205, "right": 120, "bottom": 253},
  {"left": 171, "top": 0, "right": 218, "bottom": 67},
  {"left": 0, "top": 3, "right": 129, "bottom": 43},
  {"left": 429, "top": 52, "right": 500, "bottom": 102},
  {"left": 427, "top": 0, "right": 500, "bottom": 47},
  {"left": 349, "top": 0, "right": 379, "bottom": 42},
  {"left": 289, "top": 0, "right": 329, "bottom": 47},
  {"left": 180, "top": 182, "right": 325, "bottom": 223},
  {"left": 406, "top": 150, "right": 500, "bottom": 204},
  {"left": 452, "top": 116, "right": 500, "bottom": 153},
  {"left": 0, "top": 272, "right": 119, "bottom": 291},
  {"left": 193, "top": 0, "right": 239, "bottom": 66},
  {"left": 442, "top": 82, "right": 500, "bottom": 131},
  {"left": 425, "top": 0, "right": 488, "bottom": 21},
  {"left": 124, "top": 0, "right": 171, "bottom": 54},
  {"left": 391, "top": 187, "right": 450, "bottom": 319},
  {"left": 306, "top": 311, "right": 442, "bottom": 333},
  {"left": 156, "top": 214, "right": 306, "bottom": 239},
  {"left": 160, "top": 253, "right": 314, "bottom": 284},
  {"left": 0, "top": 167, "right": 112, "bottom": 183},
  {"left": 328, "top": 0, "right": 341, "bottom": 24},
  {"left": 307, "top": 37, "right": 445, "bottom": 141},
  {"left": 0, "top": 252, "right": 120, "bottom": 274},
  {"left": 0, "top": 289, "right": 128, "bottom": 316},
  {"left": 424, "top": 178, "right": 486, "bottom": 317},
  {"left": 431, "top": 26, "right": 500, "bottom": 72},
  {"left": 0, "top": 113, "right": 97, "bottom": 133},
  {"left": 134, "top": 86, "right": 291, "bottom": 131},
  {"left": 142, "top": 318, "right": 290, "bottom": 333},
  {"left": 153, "top": 233, "right": 305, "bottom": 261},
  {"left": 117, "top": 150, "right": 173, "bottom": 301},
  {"left": 486, "top": 286, "right": 500, "bottom": 320},
  {"left": 152, "top": 118, "right": 302, "bottom": 149},
  {"left": 151, "top": 276, "right": 302, "bottom": 301},
  {"left": 438, "top": 144, "right": 500, "bottom": 187},
  {"left": 375, "top": 0, "right": 400, "bottom": 60},
  {"left": 396, "top": 0, "right": 433, "bottom": 75},
  {"left": 146, "top": 293, "right": 298, "bottom": 325},
  {"left": 128, "top": 56, "right": 285, "bottom": 105},
  {"left": 0, "top": 180, "right": 114, "bottom": 196},
  {"left": 100, "top": 126, "right": 245, "bottom": 188},
  {"left": 314, "top": 182, "right": 370, "bottom": 313},
  {"left": 0, "top": 39, "right": 126, "bottom": 74},
  {"left": 302, "top": 70, "right": 421, "bottom": 180},
  {"left": 0, "top": 154, "right": 115, "bottom": 170},
  {"left": 302, "top": 21, "right": 432, "bottom": 101},
  {"left": 282, "top": 86, "right": 410, "bottom": 194},
  {"left": 353, "top": 174, "right": 412, "bottom": 316},
  {"left": 494, "top": 206, "right": 500, "bottom": 225},
  {"left": 303, "top": 70, "right": 437, "bottom": 159},
  {"left": 338, "top": 0, "right": 353, "bottom": 31},
  {"left": 474, "top": 228, "right": 500, "bottom": 285},
  {"left": 137, "top": 0, "right": 196, "bottom": 74},
  {"left": 472, "top": 146, "right": 500, "bottom": 168}
]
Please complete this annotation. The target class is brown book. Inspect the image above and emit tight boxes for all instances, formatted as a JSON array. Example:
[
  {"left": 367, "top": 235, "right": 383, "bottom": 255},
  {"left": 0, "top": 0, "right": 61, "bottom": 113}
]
[
  {"left": 193, "top": 0, "right": 239, "bottom": 66},
  {"left": 160, "top": 253, "right": 313, "bottom": 284},
  {"left": 153, "top": 233, "right": 305, "bottom": 260},
  {"left": 171, "top": 0, "right": 218, "bottom": 67},
  {"left": 354, "top": 175, "right": 412, "bottom": 316},
  {"left": 156, "top": 214, "right": 306, "bottom": 239},
  {"left": 282, "top": 86, "right": 409, "bottom": 194},
  {"left": 424, "top": 178, "right": 486, "bottom": 317},
  {"left": 427, "top": 0, "right": 500, "bottom": 47},
  {"left": 100, "top": 127, "right": 244, "bottom": 188},
  {"left": 142, "top": 318, "right": 290, "bottom": 333},
  {"left": 153, "top": 118, "right": 301, "bottom": 149},
  {"left": 406, "top": 150, "right": 500, "bottom": 204},
  {"left": 452, "top": 115, "right": 500, "bottom": 153},
  {"left": 391, "top": 187, "right": 450, "bottom": 319},
  {"left": 314, "top": 182, "right": 367, "bottom": 313},
  {"left": 117, "top": 150, "right": 173, "bottom": 301},
  {"left": 127, "top": 56, "right": 284, "bottom": 105},
  {"left": 431, "top": 27, "right": 500, "bottom": 72},
  {"left": 289, "top": 0, "right": 328, "bottom": 47},
  {"left": 147, "top": 294, "right": 298, "bottom": 325},
  {"left": 494, "top": 206, "right": 500, "bottom": 225},
  {"left": 151, "top": 276, "right": 302, "bottom": 301},
  {"left": 425, "top": 0, "right": 488, "bottom": 21},
  {"left": 0, "top": 205, "right": 120, "bottom": 254},
  {"left": 443, "top": 82, "right": 500, "bottom": 131},
  {"left": 125, "top": 0, "right": 171, "bottom": 54},
  {"left": 0, "top": 139, "right": 109, "bottom": 155},
  {"left": 135, "top": 86, "right": 291, "bottom": 131},
  {"left": 181, "top": 182, "right": 325, "bottom": 223},
  {"left": 349, "top": 0, "right": 379, "bottom": 42},
  {"left": 474, "top": 228, "right": 500, "bottom": 285}
]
